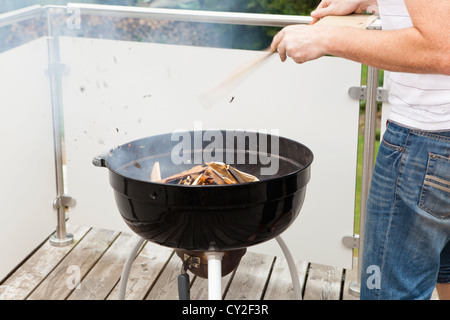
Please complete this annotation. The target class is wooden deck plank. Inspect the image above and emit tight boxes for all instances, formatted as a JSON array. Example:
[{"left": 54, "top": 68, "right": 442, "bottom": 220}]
[
  {"left": 0, "top": 224, "right": 90, "bottom": 300},
  {"left": 1, "top": 225, "right": 380, "bottom": 301},
  {"left": 27, "top": 228, "right": 120, "bottom": 300},
  {"left": 67, "top": 233, "right": 143, "bottom": 300},
  {"left": 224, "top": 252, "right": 274, "bottom": 300},
  {"left": 107, "top": 241, "right": 174, "bottom": 300},
  {"left": 145, "top": 253, "right": 188, "bottom": 300},
  {"left": 303, "top": 263, "right": 343, "bottom": 300},
  {"left": 263, "top": 257, "right": 308, "bottom": 300}
]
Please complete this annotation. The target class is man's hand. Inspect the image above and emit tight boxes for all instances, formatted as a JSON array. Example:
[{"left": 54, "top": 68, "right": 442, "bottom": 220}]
[
  {"left": 270, "top": 24, "right": 329, "bottom": 64},
  {"left": 310, "top": 0, "right": 378, "bottom": 24},
  {"left": 271, "top": 0, "right": 450, "bottom": 75},
  {"left": 270, "top": 0, "right": 380, "bottom": 65}
]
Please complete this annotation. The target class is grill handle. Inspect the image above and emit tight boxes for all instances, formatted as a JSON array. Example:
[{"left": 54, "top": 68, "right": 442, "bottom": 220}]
[{"left": 92, "top": 154, "right": 107, "bottom": 167}]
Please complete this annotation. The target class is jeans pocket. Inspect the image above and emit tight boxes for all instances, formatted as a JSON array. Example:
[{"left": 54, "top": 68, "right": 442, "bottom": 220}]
[
  {"left": 419, "top": 153, "right": 450, "bottom": 219},
  {"left": 381, "top": 137, "right": 404, "bottom": 152}
]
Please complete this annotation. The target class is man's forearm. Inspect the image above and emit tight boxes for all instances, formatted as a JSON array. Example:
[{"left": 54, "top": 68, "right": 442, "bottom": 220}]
[
  {"left": 323, "top": 0, "right": 450, "bottom": 75},
  {"left": 323, "top": 26, "right": 450, "bottom": 75}
]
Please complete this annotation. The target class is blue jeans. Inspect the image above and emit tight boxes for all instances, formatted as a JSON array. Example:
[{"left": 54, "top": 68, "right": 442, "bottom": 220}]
[{"left": 360, "top": 121, "right": 450, "bottom": 300}]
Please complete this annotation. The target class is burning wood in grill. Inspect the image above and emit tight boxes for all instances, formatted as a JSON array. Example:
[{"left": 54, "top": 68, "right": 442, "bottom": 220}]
[
  {"left": 132, "top": 160, "right": 141, "bottom": 169},
  {"left": 158, "top": 162, "right": 259, "bottom": 185}
]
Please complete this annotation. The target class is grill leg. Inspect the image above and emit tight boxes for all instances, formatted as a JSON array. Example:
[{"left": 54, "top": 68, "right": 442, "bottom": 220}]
[
  {"left": 205, "top": 251, "right": 224, "bottom": 300},
  {"left": 275, "top": 235, "right": 302, "bottom": 300},
  {"left": 118, "top": 237, "right": 146, "bottom": 300}
]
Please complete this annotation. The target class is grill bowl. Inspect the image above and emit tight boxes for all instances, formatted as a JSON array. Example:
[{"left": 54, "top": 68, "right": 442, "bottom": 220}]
[{"left": 95, "top": 130, "right": 313, "bottom": 251}]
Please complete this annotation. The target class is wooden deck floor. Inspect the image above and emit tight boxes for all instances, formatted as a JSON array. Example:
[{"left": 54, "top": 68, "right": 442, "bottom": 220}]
[{"left": 0, "top": 224, "right": 363, "bottom": 300}]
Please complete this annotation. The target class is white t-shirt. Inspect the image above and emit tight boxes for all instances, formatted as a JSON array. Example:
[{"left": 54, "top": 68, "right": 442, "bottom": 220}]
[{"left": 378, "top": 0, "right": 450, "bottom": 131}]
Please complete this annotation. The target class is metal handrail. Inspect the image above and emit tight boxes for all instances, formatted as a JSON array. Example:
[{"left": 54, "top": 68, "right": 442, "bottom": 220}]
[
  {"left": 0, "top": 3, "right": 381, "bottom": 30},
  {"left": 0, "top": 3, "right": 313, "bottom": 28},
  {"left": 0, "top": 5, "right": 42, "bottom": 28},
  {"left": 66, "top": 3, "right": 312, "bottom": 27}
]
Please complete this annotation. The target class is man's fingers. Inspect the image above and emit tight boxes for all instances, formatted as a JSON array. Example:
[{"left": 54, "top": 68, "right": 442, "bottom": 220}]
[
  {"left": 271, "top": 29, "right": 288, "bottom": 61},
  {"left": 277, "top": 43, "right": 288, "bottom": 62},
  {"left": 311, "top": 7, "right": 333, "bottom": 20},
  {"left": 310, "top": 0, "right": 333, "bottom": 25},
  {"left": 309, "top": 16, "right": 320, "bottom": 25}
]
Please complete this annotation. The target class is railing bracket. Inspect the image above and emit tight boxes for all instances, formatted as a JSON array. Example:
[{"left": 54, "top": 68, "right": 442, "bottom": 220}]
[
  {"left": 348, "top": 85, "right": 388, "bottom": 102},
  {"left": 53, "top": 195, "right": 76, "bottom": 210},
  {"left": 342, "top": 234, "right": 360, "bottom": 249}
]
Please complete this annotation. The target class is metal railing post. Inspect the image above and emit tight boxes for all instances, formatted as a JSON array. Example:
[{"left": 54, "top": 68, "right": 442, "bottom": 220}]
[
  {"left": 348, "top": 65, "right": 379, "bottom": 297},
  {"left": 45, "top": 8, "right": 74, "bottom": 247},
  {"left": 0, "top": 4, "right": 74, "bottom": 246}
]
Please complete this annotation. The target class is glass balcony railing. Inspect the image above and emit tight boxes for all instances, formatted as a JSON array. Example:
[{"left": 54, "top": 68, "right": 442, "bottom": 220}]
[{"left": 0, "top": 4, "right": 381, "bottom": 280}]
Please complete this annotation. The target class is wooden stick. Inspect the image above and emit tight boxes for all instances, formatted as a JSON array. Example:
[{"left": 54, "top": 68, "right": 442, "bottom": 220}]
[
  {"left": 198, "top": 14, "right": 377, "bottom": 108},
  {"left": 315, "top": 14, "right": 378, "bottom": 29},
  {"left": 150, "top": 162, "right": 161, "bottom": 182},
  {"left": 198, "top": 47, "right": 275, "bottom": 108}
]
